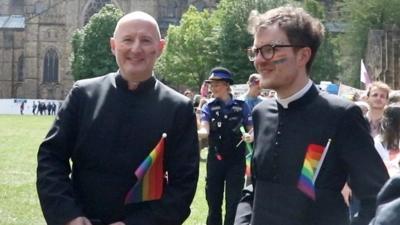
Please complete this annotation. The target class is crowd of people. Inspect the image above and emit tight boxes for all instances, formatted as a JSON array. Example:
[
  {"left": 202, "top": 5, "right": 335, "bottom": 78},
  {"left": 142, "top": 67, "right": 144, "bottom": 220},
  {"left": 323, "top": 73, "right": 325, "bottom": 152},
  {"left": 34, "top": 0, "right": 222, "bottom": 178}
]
[
  {"left": 18, "top": 101, "right": 59, "bottom": 115},
  {"left": 35, "top": 5, "right": 400, "bottom": 225},
  {"left": 31, "top": 101, "right": 58, "bottom": 115}
]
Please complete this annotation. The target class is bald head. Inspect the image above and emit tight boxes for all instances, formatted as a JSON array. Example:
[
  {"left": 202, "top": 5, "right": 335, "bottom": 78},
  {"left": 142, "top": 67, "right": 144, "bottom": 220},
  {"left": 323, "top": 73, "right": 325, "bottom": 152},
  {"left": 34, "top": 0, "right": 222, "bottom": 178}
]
[{"left": 113, "top": 11, "right": 161, "bottom": 39}]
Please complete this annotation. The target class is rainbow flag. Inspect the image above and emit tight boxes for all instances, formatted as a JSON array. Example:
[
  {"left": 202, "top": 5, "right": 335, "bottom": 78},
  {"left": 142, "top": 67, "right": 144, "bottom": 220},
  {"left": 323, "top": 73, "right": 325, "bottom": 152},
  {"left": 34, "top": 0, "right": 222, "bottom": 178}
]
[
  {"left": 240, "top": 126, "right": 253, "bottom": 177},
  {"left": 297, "top": 140, "right": 331, "bottom": 200},
  {"left": 124, "top": 133, "right": 166, "bottom": 204},
  {"left": 245, "top": 152, "right": 252, "bottom": 177}
]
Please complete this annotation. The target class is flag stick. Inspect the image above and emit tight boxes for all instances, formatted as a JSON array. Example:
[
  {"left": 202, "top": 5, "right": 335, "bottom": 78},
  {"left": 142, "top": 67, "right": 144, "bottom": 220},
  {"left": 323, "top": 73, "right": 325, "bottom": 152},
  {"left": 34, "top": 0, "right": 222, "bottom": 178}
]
[{"left": 312, "top": 139, "right": 331, "bottom": 183}]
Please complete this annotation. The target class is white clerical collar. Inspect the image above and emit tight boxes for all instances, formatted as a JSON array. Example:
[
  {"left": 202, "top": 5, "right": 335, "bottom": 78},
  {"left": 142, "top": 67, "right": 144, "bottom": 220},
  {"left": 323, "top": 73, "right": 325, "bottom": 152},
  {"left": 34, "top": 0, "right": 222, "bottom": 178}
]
[{"left": 276, "top": 80, "right": 313, "bottom": 109}]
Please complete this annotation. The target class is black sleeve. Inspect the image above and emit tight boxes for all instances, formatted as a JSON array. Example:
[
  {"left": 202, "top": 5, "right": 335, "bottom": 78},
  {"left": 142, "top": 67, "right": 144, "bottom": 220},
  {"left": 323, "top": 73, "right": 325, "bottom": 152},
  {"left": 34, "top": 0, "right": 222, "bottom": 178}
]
[
  {"left": 36, "top": 83, "right": 84, "bottom": 225},
  {"left": 369, "top": 176, "right": 400, "bottom": 225},
  {"left": 124, "top": 100, "right": 200, "bottom": 225},
  {"left": 234, "top": 185, "right": 254, "bottom": 225},
  {"left": 335, "top": 105, "right": 389, "bottom": 225}
]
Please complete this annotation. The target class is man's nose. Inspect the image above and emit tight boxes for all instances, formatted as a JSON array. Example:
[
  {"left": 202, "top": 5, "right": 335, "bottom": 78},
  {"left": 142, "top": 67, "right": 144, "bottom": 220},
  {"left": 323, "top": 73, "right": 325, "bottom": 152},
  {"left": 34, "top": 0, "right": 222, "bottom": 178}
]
[{"left": 129, "top": 40, "right": 142, "bottom": 52}]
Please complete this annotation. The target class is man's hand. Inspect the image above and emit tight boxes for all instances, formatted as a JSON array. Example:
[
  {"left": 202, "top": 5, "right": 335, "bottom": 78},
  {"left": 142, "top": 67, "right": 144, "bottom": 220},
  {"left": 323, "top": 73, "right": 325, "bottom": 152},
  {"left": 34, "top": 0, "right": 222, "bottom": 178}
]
[
  {"left": 65, "top": 217, "right": 92, "bottom": 225},
  {"left": 242, "top": 132, "right": 253, "bottom": 143},
  {"left": 109, "top": 222, "right": 125, "bottom": 225},
  {"left": 341, "top": 183, "right": 352, "bottom": 206},
  {"left": 197, "top": 127, "right": 208, "bottom": 139}
]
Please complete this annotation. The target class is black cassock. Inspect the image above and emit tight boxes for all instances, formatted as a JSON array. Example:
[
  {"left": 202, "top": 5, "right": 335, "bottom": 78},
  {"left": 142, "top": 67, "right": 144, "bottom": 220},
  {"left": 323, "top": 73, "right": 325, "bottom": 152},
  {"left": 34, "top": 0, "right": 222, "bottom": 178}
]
[
  {"left": 37, "top": 72, "right": 199, "bottom": 225},
  {"left": 235, "top": 85, "right": 389, "bottom": 225}
]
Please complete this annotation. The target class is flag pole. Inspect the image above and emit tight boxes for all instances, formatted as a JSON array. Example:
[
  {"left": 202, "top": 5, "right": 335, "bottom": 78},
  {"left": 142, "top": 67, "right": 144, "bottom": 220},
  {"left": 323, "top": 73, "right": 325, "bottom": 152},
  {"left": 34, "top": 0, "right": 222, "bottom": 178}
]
[{"left": 312, "top": 139, "right": 331, "bottom": 183}]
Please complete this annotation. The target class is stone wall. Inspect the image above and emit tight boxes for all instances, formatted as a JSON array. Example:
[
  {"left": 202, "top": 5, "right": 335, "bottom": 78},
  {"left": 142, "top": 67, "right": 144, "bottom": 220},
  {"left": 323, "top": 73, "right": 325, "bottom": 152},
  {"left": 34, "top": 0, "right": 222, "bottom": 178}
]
[{"left": 365, "top": 25, "right": 400, "bottom": 89}]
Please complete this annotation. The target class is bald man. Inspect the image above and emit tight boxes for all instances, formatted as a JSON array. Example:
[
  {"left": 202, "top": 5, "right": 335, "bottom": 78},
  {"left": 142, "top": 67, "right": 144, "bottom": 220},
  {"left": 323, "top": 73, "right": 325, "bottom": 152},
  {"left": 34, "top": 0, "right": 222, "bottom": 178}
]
[{"left": 36, "top": 11, "right": 199, "bottom": 225}]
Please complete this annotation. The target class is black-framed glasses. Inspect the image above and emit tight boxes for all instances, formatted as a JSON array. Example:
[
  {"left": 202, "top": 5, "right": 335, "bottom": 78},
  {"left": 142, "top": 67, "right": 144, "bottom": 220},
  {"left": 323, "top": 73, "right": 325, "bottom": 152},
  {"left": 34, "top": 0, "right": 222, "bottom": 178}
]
[{"left": 247, "top": 44, "right": 306, "bottom": 61}]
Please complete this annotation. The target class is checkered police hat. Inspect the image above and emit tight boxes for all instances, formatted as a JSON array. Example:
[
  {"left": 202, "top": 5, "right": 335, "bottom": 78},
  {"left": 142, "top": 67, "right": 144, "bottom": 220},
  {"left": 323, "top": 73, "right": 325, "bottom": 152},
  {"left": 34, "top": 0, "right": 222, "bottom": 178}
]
[{"left": 205, "top": 67, "right": 234, "bottom": 85}]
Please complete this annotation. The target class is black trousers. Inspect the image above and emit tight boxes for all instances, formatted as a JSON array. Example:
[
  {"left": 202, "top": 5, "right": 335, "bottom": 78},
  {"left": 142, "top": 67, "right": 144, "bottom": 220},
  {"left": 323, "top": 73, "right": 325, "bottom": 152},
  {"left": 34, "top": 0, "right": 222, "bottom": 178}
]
[{"left": 206, "top": 153, "right": 245, "bottom": 225}]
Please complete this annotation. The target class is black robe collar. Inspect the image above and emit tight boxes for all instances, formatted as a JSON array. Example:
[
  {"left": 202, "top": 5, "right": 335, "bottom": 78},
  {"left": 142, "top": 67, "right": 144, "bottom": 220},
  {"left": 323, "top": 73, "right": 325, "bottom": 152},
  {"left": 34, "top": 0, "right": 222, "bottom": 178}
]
[
  {"left": 277, "top": 84, "right": 320, "bottom": 109},
  {"left": 115, "top": 72, "right": 156, "bottom": 94}
]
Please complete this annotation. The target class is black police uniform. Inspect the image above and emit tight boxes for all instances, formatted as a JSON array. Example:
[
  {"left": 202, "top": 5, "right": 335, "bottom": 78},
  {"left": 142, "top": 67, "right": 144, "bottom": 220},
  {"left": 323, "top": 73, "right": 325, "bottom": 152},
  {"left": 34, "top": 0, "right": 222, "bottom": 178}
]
[{"left": 202, "top": 97, "right": 251, "bottom": 225}]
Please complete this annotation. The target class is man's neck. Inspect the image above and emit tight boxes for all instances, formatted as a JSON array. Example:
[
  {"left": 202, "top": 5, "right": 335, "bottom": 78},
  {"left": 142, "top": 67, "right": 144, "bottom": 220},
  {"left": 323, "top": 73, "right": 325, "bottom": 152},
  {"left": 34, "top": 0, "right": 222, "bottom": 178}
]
[
  {"left": 367, "top": 108, "right": 384, "bottom": 122},
  {"left": 247, "top": 88, "right": 260, "bottom": 98},
  {"left": 276, "top": 75, "right": 309, "bottom": 99}
]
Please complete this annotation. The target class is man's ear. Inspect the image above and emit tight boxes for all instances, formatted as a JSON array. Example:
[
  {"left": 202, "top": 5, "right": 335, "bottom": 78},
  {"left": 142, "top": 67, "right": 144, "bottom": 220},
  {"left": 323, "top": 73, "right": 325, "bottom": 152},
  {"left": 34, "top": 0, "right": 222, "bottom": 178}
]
[
  {"left": 110, "top": 37, "right": 116, "bottom": 55},
  {"left": 156, "top": 39, "right": 166, "bottom": 58},
  {"left": 297, "top": 47, "right": 312, "bottom": 67}
]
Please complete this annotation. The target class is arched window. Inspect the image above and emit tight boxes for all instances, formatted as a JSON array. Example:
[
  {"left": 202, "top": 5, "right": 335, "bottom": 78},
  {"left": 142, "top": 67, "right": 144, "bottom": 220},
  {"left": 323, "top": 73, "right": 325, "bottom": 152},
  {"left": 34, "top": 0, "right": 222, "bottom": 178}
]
[
  {"left": 17, "top": 55, "right": 24, "bottom": 82},
  {"left": 43, "top": 49, "right": 58, "bottom": 83},
  {"left": 83, "top": 0, "right": 111, "bottom": 24}
]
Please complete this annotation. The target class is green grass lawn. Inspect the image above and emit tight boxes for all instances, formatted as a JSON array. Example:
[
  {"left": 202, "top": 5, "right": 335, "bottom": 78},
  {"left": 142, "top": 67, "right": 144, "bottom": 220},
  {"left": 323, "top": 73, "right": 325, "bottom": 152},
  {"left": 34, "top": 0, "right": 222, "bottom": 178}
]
[{"left": 0, "top": 115, "right": 207, "bottom": 225}]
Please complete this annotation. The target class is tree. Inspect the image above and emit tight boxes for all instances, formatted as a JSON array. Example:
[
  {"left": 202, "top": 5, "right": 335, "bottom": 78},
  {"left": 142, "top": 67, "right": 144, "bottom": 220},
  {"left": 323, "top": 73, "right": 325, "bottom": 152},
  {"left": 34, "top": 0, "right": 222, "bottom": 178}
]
[
  {"left": 157, "top": 0, "right": 342, "bottom": 89},
  {"left": 70, "top": 4, "right": 123, "bottom": 80},
  {"left": 214, "top": 0, "right": 292, "bottom": 83},
  {"left": 157, "top": 0, "right": 293, "bottom": 89},
  {"left": 303, "top": 0, "right": 341, "bottom": 83},
  {"left": 156, "top": 6, "right": 219, "bottom": 90},
  {"left": 338, "top": 0, "right": 400, "bottom": 87}
]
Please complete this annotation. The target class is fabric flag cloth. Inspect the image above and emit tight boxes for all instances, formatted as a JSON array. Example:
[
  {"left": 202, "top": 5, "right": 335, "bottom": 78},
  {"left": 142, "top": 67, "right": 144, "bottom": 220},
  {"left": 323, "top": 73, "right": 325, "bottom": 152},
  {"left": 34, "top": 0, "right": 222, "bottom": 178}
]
[
  {"left": 360, "top": 59, "right": 372, "bottom": 85},
  {"left": 297, "top": 139, "right": 331, "bottom": 200},
  {"left": 239, "top": 126, "right": 253, "bottom": 177},
  {"left": 124, "top": 133, "right": 166, "bottom": 204}
]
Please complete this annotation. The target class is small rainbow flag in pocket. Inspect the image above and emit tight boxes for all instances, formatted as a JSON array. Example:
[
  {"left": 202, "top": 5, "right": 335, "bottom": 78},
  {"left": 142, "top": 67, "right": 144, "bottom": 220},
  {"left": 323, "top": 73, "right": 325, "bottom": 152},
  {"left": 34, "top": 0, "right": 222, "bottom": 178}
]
[
  {"left": 240, "top": 126, "right": 253, "bottom": 177},
  {"left": 297, "top": 139, "right": 331, "bottom": 200},
  {"left": 124, "top": 133, "right": 166, "bottom": 204}
]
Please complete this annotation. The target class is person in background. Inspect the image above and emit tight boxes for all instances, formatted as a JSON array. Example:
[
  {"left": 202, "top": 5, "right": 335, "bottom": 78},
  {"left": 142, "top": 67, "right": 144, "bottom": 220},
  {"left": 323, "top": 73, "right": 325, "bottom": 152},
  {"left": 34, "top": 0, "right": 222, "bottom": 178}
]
[
  {"left": 369, "top": 175, "right": 400, "bottom": 225},
  {"left": 46, "top": 102, "right": 52, "bottom": 115},
  {"left": 240, "top": 73, "right": 264, "bottom": 112},
  {"left": 374, "top": 104, "right": 400, "bottom": 177},
  {"left": 198, "top": 67, "right": 253, "bottom": 225},
  {"left": 366, "top": 81, "right": 391, "bottom": 137},
  {"left": 32, "top": 101, "right": 38, "bottom": 115},
  {"left": 346, "top": 82, "right": 391, "bottom": 220},
  {"left": 36, "top": 11, "right": 199, "bottom": 225},
  {"left": 51, "top": 102, "right": 57, "bottom": 115},
  {"left": 235, "top": 6, "right": 388, "bottom": 225},
  {"left": 239, "top": 73, "right": 264, "bottom": 186},
  {"left": 184, "top": 89, "right": 194, "bottom": 101},
  {"left": 20, "top": 101, "right": 25, "bottom": 115}
]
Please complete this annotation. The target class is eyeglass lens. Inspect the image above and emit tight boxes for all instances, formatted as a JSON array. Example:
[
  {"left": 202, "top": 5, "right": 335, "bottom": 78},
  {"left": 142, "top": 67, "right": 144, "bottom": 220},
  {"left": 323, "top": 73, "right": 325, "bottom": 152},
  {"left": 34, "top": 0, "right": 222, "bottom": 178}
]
[{"left": 248, "top": 45, "right": 274, "bottom": 61}]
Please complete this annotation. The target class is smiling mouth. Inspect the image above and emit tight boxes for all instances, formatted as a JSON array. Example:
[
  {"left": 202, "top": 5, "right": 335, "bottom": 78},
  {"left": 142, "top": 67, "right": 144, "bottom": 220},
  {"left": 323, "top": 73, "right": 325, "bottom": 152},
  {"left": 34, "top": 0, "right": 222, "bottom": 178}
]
[
  {"left": 258, "top": 67, "right": 274, "bottom": 75},
  {"left": 127, "top": 57, "right": 144, "bottom": 63}
]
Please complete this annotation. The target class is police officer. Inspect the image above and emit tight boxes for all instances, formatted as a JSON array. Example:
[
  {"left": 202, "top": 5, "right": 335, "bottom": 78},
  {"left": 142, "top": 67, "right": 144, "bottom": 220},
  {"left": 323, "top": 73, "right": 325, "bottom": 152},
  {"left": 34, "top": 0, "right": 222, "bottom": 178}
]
[{"left": 198, "top": 67, "right": 253, "bottom": 225}]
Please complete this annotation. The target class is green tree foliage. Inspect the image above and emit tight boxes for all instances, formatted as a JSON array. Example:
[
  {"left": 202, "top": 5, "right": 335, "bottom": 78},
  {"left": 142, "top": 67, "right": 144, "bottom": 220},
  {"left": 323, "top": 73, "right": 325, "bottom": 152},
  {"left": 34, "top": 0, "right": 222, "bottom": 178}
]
[
  {"left": 70, "top": 4, "right": 123, "bottom": 80},
  {"left": 338, "top": 0, "right": 400, "bottom": 86},
  {"left": 157, "top": 0, "right": 341, "bottom": 89},
  {"left": 156, "top": 6, "right": 218, "bottom": 89},
  {"left": 304, "top": 0, "right": 341, "bottom": 83},
  {"left": 215, "top": 0, "right": 292, "bottom": 83}
]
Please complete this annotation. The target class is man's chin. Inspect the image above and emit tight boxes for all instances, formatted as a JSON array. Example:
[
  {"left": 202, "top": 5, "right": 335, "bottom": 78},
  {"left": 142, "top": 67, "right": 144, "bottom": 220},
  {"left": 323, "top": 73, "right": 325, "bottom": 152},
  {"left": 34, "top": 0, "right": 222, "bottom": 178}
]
[{"left": 261, "top": 81, "right": 273, "bottom": 89}]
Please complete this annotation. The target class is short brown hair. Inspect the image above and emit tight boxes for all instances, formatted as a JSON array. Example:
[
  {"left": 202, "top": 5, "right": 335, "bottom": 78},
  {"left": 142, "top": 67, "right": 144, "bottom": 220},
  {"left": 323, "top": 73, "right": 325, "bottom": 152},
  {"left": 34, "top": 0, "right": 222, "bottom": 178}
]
[{"left": 247, "top": 6, "right": 325, "bottom": 73}]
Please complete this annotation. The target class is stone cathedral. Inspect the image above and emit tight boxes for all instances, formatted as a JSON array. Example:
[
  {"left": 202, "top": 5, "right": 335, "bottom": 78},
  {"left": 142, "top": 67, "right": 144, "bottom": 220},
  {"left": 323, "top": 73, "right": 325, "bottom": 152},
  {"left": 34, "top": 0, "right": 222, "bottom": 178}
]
[{"left": 0, "top": 0, "right": 217, "bottom": 100}]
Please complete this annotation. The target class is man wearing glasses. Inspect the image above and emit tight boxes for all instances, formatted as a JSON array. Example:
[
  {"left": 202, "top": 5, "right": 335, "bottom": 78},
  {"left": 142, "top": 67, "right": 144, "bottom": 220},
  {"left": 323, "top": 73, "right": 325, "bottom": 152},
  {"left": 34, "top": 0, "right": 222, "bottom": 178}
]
[{"left": 234, "top": 6, "right": 388, "bottom": 225}]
